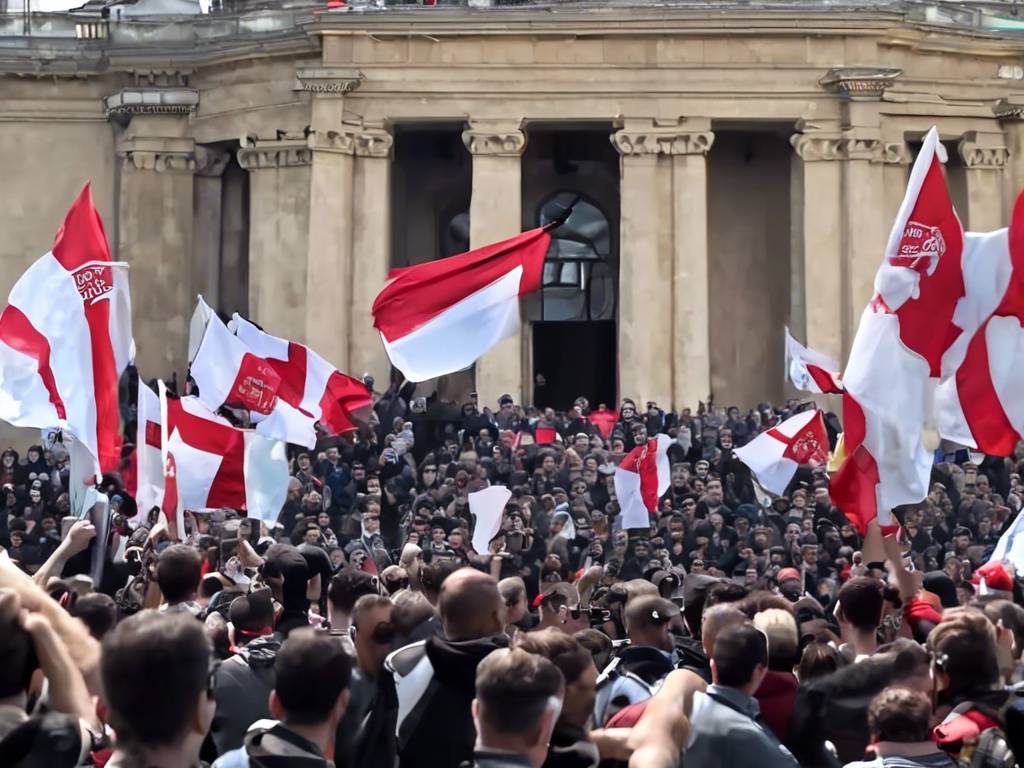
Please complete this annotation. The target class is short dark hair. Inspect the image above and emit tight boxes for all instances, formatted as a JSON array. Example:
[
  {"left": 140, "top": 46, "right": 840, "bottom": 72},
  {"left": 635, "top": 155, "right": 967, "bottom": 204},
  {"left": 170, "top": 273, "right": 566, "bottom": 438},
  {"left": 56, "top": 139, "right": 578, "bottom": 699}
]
[
  {"left": 101, "top": 611, "right": 211, "bottom": 747},
  {"left": 514, "top": 628, "right": 592, "bottom": 685},
  {"left": 328, "top": 570, "right": 377, "bottom": 613},
  {"left": 475, "top": 648, "right": 564, "bottom": 734},
  {"left": 273, "top": 628, "right": 352, "bottom": 725},
  {"left": 927, "top": 609, "right": 999, "bottom": 695},
  {"left": 712, "top": 624, "right": 767, "bottom": 688},
  {"left": 72, "top": 593, "right": 118, "bottom": 640},
  {"left": 156, "top": 544, "right": 202, "bottom": 604},
  {"left": 867, "top": 687, "right": 933, "bottom": 742},
  {"left": 837, "top": 577, "right": 884, "bottom": 631},
  {"left": 797, "top": 640, "right": 842, "bottom": 682}
]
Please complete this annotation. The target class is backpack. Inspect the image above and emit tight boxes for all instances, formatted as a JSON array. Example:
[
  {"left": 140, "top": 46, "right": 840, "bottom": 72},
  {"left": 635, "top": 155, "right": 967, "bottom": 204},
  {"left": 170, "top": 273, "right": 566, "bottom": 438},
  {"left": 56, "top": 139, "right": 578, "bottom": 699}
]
[{"left": 933, "top": 702, "right": 1015, "bottom": 768}]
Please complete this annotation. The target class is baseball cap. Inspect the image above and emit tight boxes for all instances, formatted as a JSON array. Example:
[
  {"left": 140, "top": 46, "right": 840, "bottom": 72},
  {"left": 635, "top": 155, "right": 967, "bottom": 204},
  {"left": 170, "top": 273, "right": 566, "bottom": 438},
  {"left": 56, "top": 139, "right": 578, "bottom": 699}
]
[{"left": 777, "top": 567, "right": 802, "bottom": 584}]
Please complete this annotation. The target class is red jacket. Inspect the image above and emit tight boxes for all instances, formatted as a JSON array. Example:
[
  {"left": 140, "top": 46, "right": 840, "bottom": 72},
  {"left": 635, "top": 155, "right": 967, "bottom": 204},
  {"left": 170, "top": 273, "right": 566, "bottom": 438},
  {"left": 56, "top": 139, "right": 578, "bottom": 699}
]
[{"left": 755, "top": 670, "right": 799, "bottom": 744}]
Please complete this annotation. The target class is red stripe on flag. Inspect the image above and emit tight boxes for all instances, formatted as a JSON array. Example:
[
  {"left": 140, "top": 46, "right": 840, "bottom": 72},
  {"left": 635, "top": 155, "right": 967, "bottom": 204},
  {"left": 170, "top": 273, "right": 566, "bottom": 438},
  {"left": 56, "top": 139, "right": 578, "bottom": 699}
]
[
  {"left": 638, "top": 438, "right": 660, "bottom": 516},
  {"left": 266, "top": 341, "right": 308, "bottom": 410},
  {"left": 166, "top": 398, "right": 248, "bottom": 510},
  {"left": 372, "top": 227, "right": 550, "bottom": 341},
  {"left": 829, "top": 395, "right": 878, "bottom": 535},
  {"left": 163, "top": 452, "right": 180, "bottom": 539},
  {"left": 807, "top": 364, "right": 843, "bottom": 394},
  {"left": 0, "top": 305, "right": 67, "bottom": 420},
  {"left": 319, "top": 371, "right": 372, "bottom": 434},
  {"left": 52, "top": 185, "right": 121, "bottom": 473},
  {"left": 956, "top": 326, "right": 1020, "bottom": 456}
]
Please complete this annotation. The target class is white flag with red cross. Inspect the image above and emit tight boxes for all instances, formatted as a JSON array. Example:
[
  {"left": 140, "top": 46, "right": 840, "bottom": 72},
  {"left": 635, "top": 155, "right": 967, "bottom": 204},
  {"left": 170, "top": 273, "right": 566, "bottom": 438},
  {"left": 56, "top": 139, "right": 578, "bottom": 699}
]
[
  {"left": 734, "top": 409, "right": 830, "bottom": 495},
  {"left": 614, "top": 434, "right": 672, "bottom": 529}
]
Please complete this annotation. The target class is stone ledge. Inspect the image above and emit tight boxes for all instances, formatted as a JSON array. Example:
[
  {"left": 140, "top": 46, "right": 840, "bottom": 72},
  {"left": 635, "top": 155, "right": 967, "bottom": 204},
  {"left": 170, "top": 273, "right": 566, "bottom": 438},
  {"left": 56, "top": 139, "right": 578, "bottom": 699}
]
[{"left": 104, "top": 87, "right": 199, "bottom": 118}]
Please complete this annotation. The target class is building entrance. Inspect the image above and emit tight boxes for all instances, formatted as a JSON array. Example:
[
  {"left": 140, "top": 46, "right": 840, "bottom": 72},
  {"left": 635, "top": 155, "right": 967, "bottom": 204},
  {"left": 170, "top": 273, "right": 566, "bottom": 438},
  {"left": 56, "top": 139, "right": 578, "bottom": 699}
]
[{"left": 532, "top": 320, "right": 617, "bottom": 410}]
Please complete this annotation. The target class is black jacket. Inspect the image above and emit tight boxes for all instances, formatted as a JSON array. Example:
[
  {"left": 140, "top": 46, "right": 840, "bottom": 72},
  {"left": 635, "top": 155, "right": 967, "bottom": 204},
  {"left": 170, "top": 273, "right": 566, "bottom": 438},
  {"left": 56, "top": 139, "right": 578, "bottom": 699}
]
[
  {"left": 212, "top": 635, "right": 281, "bottom": 755},
  {"left": 391, "top": 634, "right": 509, "bottom": 768},
  {"left": 244, "top": 722, "right": 329, "bottom": 768}
]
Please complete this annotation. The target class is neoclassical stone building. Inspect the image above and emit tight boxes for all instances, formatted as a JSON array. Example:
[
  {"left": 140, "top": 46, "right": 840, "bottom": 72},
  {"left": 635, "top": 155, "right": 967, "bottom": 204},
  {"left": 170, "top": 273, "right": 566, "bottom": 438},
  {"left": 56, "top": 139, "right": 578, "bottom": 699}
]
[{"left": 2, "top": 0, "right": 1024, "bottom": 424}]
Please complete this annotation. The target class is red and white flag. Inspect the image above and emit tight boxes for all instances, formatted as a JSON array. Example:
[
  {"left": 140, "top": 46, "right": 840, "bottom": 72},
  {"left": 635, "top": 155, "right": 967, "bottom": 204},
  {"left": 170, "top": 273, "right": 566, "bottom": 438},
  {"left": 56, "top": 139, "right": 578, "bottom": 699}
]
[
  {"left": 372, "top": 226, "right": 551, "bottom": 381},
  {"left": 934, "top": 193, "right": 1024, "bottom": 456},
  {"left": 734, "top": 409, "right": 830, "bottom": 495},
  {"left": 614, "top": 434, "right": 672, "bottom": 529},
  {"left": 132, "top": 379, "right": 164, "bottom": 516},
  {"left": 188, "top": 297, "right": 316, "bottom": 448},
  {"left": 784, "top": 328, "right": 843, "bottom": 394},
  {"left": 832, "top": 127, "right": 964, "bottom": 532},
  {"left": 230, "top": 314, "right": 372, "bottom": 436},
  {"left": 0, "top": 185, "right": 133, "bottom": 477},
  {"left": 158, "top": 380, "right": 289, "bottom": 525}
]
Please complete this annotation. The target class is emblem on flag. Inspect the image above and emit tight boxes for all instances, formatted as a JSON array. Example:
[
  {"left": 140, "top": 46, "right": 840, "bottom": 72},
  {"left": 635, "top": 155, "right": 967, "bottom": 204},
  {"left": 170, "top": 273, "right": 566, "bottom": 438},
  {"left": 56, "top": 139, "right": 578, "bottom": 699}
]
[
  {"left": 72, "top": 263, "right": 115, "bottom": 305},
  {"left": 891, "top": 220, "right": 945, "bottom": 277},
  {"left": 228, "top": 353, "right": 281, "bottom": 415}
]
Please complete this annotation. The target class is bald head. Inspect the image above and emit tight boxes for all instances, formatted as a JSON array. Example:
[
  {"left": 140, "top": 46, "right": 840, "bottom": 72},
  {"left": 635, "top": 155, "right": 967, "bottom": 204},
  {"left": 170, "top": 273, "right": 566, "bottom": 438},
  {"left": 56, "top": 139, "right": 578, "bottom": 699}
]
[
  {"left": 438, "top": 568, "right": 503, "bottom": 641},
  {"left": 700, "top": 604, "right": 747, "bottom": 657}
]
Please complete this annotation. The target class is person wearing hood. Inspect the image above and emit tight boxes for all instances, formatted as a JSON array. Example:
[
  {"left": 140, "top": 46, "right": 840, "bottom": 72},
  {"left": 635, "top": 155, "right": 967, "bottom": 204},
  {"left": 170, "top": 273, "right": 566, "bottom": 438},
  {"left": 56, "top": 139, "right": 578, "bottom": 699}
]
[
  {"left": 387, "top": 567, "right": 509, "bottom": 768},
  {"left": 213, "top": 629, "right": 351, "bottom": 768},
  {"left": 211, "top": 590, "right": 282, "bottom": 755}
]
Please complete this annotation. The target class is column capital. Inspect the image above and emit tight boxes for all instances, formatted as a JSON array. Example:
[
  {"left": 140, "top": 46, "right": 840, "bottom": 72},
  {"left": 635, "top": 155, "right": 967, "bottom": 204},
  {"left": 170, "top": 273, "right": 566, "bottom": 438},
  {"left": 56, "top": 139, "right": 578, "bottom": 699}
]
[
  {"left": 104, "top": 87, "right": 198, "bottom": 120},
  {"left": 353, "top": 125, "right": 393, "bottom": 158},
  {"left": 611, "top": 126, "right": 714, "bottom": 157},
  {"left": 880, "top": 141, "right": 912, "bottom": 165},
  {"left": 118, "top": 136, "right": 195, "bottom": 173},
  {"left": 195, "top": 146, "right": 231, "bottom": 177},
  {"left": 819, "top": 67, "right": 902, "bottom": 100},
  {"left": 238, "top": 132, "right": 312, "bottom": 169},
  {"left": 294, "top": 67, "right": 363, "bottom": 96},
  {"left": 462, "top": 121, "right": 526, "bottom": 156},
  {"left": 791, "top": 122, "right": 881, "bottom": 162},
  {"left": 994, "top": 97, "right": 1024, "bottom": 122},
  {"left": 959, "top": 131, "right": 1009, "bottom": 170}
]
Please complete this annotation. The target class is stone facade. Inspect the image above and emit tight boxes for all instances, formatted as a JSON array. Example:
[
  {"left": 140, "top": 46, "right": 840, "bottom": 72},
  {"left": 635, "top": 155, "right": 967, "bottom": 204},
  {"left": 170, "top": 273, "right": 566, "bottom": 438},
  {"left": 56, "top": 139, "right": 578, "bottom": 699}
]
[{"left": 2, "top": 1, "right": 1024, "bottom": 433}]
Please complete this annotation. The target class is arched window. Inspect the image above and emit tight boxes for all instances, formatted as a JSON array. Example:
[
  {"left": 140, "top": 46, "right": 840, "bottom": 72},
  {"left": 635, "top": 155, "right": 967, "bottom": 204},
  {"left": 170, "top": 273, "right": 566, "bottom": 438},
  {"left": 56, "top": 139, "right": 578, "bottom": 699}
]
[{"left": 537, "top": 192, "right": 614, "bottom": 321}]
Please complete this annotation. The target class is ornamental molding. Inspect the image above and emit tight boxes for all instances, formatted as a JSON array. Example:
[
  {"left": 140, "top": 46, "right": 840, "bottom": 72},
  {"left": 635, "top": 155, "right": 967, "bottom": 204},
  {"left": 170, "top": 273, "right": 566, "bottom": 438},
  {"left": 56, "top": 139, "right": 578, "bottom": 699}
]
[
  {"left": 131, "top": 69, "right": 192, "bottom": 88},
  {"left": 353, "top": 127, "right": 393, "bottom": 158},
  {"left": 610, "top": 129, "right": 715, "bottom": 156},
  {"left": 309, "top": 128, "right": 356, "bottom": 155},
  {"left": 819, "top": 67, "right": 902, "bottom": 100},
  {"left": 294, "top": 67, "right": 363, "bottom": 95},
  {"left": 195, "top": 146, "right": 231, "bottom": 177},
  {"left": 959, "top": 133, "right": 1009, "bottom": 169},
  {"left": 880, "top": 141, "right": 912, "bottom": 165},
  {"left": 462, "top": 124, "right": 527, "bottom": 157},
  {"left": 790, "top": 133, "right": 882, "bottom": 162},
  {"left": 104, "top": 88, "right": 198, "bottom": 119},
  {"left": 994, "top": 97, "right": 1024, "bottom": 122},
  {"left": 123, "top": 150, "right": 196, "bottom": 173},
  {"left": 238, "top": 133, "right": 312, "bottom": 169}
]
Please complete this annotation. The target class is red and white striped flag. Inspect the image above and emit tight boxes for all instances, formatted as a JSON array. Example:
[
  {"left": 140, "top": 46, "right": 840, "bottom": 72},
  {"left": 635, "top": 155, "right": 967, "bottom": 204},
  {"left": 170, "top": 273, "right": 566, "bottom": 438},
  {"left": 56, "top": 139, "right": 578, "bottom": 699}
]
[
  {"left": 158, "top": 380, "right": 289, "bottom": 525},
  {"left": 734, "top": 409, "right": 830, "bottom": 495},
  {"left": 372, "top": 226, "right": 551, "bottom": 381},
  {"left": 832, "top": 127, "right": 964, "bottom": 532},
  {"left": 0, "top": 185, "right": 133, "bottom": 477},
  {"left": 934, "top": 192, "right": 1024, "bottom": 456},
  {"left": 132, "top": 379, "right": 164, "bottom": 516},
  {"left": 188, "top": 297, "right": 316, "bottom": 448},
  {"left": 230, "top": 314, "right": 371, "bottom": 436},
  {"left": 784, "top": 328, "right": 843, "bottom": 394},
  {"left": 614, "top": 434, "right": 672, "bottom": 529}
]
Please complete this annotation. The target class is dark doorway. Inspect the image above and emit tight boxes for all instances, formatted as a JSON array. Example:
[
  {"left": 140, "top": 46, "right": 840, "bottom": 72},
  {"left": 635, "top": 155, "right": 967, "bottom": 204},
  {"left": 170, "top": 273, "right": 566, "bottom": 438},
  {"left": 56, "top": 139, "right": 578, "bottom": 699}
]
[{"left": 532, "top": 320, "right": 616, "bottom": 410}]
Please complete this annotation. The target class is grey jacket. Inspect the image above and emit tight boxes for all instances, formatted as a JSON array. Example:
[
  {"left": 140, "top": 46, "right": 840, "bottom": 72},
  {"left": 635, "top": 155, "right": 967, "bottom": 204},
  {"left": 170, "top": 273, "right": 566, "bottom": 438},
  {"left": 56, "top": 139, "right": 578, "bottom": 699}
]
[{"left": 683, "top": 684, "right": 799, "bottom": 768}]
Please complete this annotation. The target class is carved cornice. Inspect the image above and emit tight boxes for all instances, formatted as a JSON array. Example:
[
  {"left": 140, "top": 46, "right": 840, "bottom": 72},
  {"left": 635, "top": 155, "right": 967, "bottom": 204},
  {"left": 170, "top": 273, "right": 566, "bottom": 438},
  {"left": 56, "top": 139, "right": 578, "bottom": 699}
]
[
  {"left": 118, "top": 136, "right": 195, "bottom": 173},
  {"left": 238, "top": 133, "right": 312, "bottom": 169},
  {"left": 104, "top": 88, "right": 198, "bottom": 119},
  {"left": 309, "top": 129, "right": 356, "bottom": 155},
  {"left": 194, "top": 146, "right": 231, "bottom": 177},
  {"left": 462, "top": 124, "right": 527, "bottom": 157},
  {"left": 994, "top": 97, "right": 1024, "bottom": 122},
  {"left": 819, "top": 67, "right": 902, "bottom": 100},
  {"left": 294, "top": 67, "right": 363, "bottom": 95},
  {"left": 610, "top": 129, "right": 714, "bottom": 156},
  {"left": 880, "top": 141, "right": 912, "bottom": 165},
  {"left": 354, "top": 127, "right": 393, "bottom": 158},
  {"left": 132, "top": 69, "right": 192, "bottom": 88},
  {"left": 959, "top": 133, "right": 1009, "bottom": 169},
  {"left": 791, "top": 133, "right": 882, "bottom": 162}
]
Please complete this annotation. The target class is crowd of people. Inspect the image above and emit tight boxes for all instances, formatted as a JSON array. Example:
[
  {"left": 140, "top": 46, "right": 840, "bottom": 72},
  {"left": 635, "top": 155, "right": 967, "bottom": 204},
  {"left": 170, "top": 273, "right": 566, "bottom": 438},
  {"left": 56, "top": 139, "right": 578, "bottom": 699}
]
[{"left": 0, "top": 382, "right": 1023, "bottom": 768}]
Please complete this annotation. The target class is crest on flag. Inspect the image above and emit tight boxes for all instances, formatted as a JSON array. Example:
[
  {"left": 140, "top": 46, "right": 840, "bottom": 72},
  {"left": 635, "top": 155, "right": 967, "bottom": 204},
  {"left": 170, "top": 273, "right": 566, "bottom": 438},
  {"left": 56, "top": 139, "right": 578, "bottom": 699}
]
[
  {"left": 891, "top": 221, "right": 945, "bottom": 277},
  {"left": 72, "top": 263, "right": 115, "bottom": 305},
  {"left": 784, "top": 427, "right": 828, "bottom": 466},
  {"left": 227, "top": 353, "right": 281, "bottom": 415}
]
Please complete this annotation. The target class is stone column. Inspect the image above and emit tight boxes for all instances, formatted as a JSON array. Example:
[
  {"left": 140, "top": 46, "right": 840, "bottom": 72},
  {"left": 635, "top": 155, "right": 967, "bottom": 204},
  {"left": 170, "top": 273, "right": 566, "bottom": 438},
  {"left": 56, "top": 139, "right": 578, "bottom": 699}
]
[
  {"left": 611, "top": 121, "right": 676, "bottom": 409},
  {"left": 349, "top": 125, "right": 394, "bottom": 384},
  {"left": 106, "top": 86, "right": 199, "bottom": 379},
  {"left": 959, "top": 131, "right": 1010, "bottom": 231},
  {"left": 462, "top": 120, "right": 527, "bottom": 407},
  {"left": 881, "top": 141, "right": 912, "bottom": 236},
  {"left": 995, "top": 98, "right": 1024, "bottom": 215},
  {"left": 238, "top": 133, "right": 313, "bottom": 344},
  {"left": 192, "top": 146, "right": 230, "bottom": 306},
  {"left": 668, "top": 127, "right": 714, "bottom": 412},
  {"left": 790, "top": 121, "right": 845, "bottom": 363}
]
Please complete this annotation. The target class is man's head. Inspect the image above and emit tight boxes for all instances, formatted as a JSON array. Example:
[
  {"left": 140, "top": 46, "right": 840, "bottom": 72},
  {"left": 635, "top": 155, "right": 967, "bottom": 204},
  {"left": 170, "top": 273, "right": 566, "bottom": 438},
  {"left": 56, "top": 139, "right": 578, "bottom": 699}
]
[
  {"left": 710, "top": 623, "right": 768, "bottom": 695},
  {"left": 514, "top": 628, "right": 597, "bottom": 728},
  {"left": 328, "top": 569, "right": 377, "bottom": 617},
  {"left": 156, "top": 544, "right": 202, "bottom": 605},
  {"left": 867, "top": 687, "right": 934, "bottom": 744},
  {"left": 271, "top": 628, "right": 352, "bottom": 732},
  {"left": 72, "top": 592, "right": 118, "bottom": 640},
  {"left": 101, "top": 611, "right": 214, "bottom": 754},
  {"left": 624, "top": 595, "right": 680, "bottom": 652},
  {"left": 473, "top": 648, "right": 565, "bottom": 768},
  {"left": 229, "top": 590, "right": 275, "bottom": 646},
  {"left": 699, "top": 604, "right": 746, "bottom": 657},
  {"left": 438, "top": 568, "right": 503, "bottom": 641},
  {"left": 927, "top": 609, "right": 1000, "bottom": 698},
  {"left": 836, "top": 576, "right": 884, "bottom": 636},
  {"left": 351, "top": 594, "right": 395, "bottom": 676},
  {"left": 499, "top": 577, "right": 528, "bottom": 626}
]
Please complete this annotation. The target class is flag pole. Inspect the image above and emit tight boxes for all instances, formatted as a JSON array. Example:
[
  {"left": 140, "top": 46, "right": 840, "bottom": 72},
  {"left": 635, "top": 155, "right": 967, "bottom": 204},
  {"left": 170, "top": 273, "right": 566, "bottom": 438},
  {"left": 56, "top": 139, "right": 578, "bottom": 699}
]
[{"left": 543, "top": 196, "right": 580, "bottom": 231}]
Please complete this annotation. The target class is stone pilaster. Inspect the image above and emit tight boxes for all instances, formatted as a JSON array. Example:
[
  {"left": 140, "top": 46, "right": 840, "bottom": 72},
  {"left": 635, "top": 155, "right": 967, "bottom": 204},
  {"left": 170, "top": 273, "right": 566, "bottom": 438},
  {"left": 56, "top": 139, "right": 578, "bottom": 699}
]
[
  {"left": 106, "top": 86, "right": 198, "bottom": 379},
  {"left": 462, "top": 119, "right": 527, "bottom": 408},
  {"left": 350, "top": 124, "right": 394, "bottom": 385},
  {"left": 995, "top": 97, "right": 1024, "bottom": 220},
  {"left": 958, "top": 130, "right": 1009, "bottom": 231}
]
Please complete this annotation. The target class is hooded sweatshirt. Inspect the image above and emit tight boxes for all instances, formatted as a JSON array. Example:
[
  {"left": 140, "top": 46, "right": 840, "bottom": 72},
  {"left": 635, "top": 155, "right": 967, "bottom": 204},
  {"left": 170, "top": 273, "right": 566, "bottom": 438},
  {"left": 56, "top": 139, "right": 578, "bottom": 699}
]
[{"left": 212, "top": 636, "right": 282, "bottom": 755}]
